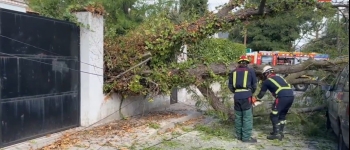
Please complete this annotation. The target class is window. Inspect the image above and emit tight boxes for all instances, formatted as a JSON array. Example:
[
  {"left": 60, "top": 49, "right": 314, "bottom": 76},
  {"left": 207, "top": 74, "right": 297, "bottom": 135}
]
[
  {"left": 261, "top": 56, "right": 272, "bottom": 65},
  {"left": 335, "top": 65, "right": 349, "bottom": 92}
]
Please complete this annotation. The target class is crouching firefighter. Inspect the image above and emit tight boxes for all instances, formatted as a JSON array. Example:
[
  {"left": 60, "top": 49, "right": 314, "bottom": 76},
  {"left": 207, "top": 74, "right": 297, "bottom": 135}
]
[
  {"left": 256, "top": 66, "right": 294, "bottom": 141},
  {"left": 228, "top": 55, "right": 258, "bottom": 143}
]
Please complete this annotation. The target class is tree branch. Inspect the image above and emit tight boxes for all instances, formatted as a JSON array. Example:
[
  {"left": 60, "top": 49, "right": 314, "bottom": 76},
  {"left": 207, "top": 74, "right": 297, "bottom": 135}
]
[
  {"left": 288, "top": 78, "right": 326, "bottom": 85},
  {"left": 332, "top": 4, "right": 349, "bottom": 8},
  {"left": 139, "top": 56, "right": 348, "bottom": 81}
]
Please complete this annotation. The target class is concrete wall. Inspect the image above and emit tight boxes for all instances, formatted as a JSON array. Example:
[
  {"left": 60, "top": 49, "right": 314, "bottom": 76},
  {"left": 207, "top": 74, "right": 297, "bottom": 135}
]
[
  {"left": 177, "top": 83, "right": 222, "bottom": 103},
  {"left": 176, "top": 44, "right": 223, "bottom": 103},
  {"left": 75, "top": 12, "right": 170, "bottom": 127},
  {"left": 0, "top": 1, "right": 26, "bottom": 12}
]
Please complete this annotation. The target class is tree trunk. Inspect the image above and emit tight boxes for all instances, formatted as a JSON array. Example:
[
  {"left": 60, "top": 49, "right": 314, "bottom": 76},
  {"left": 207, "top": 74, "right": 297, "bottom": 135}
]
[
  {"left": 197, "top": 85, "right": 235, "bottom": 119},
  {"left": 139, "top": 57, "right": 348, "bottom": 84}
]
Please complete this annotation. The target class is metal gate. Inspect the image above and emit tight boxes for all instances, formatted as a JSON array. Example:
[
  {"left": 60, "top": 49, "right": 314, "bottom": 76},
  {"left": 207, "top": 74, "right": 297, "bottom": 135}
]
[{"left": 0, "top": 8, "right": 80, "bottom": 147}]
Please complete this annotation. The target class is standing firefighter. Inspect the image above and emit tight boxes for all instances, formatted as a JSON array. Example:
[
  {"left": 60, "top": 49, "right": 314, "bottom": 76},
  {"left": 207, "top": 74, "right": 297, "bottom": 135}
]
[
  {"left": 256, "top": 65, "right": 294, "bottom": 141},
  {"left": 228, "top": 55, "right": 258, "bottom": 143}
]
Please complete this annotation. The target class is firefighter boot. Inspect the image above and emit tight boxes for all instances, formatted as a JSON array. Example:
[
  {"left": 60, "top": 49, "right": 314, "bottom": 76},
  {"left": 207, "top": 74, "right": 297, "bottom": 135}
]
[
  {"left": 267, "top": 124, "right": 282, "bottom": 141},
  {"left": 270, "top": 124, "right": 285, "bottom": 138},
  {"left": 279, "top": 124, "right": 285, "bottom": 138},
  {"left": 242, "top": 137, "right": 257, "bottom": 143}
]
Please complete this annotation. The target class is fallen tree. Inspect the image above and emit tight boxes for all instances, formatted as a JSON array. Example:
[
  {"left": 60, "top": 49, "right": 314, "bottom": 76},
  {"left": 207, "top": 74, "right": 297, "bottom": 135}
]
[
  {"left": 102, "top": 0, "right": 348, "bottom": 119},
  {"left": 141, "top": 56, "right": 348, "bottom": 79},
  {"left": 105, "top": 0, "right": 342, "bottom": 88}
]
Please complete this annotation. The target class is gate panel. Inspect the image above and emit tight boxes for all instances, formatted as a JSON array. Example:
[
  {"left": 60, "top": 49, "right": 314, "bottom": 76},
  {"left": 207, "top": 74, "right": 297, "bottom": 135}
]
[{"left": 0, "top": 8, "right": 80, "bottom": 147}]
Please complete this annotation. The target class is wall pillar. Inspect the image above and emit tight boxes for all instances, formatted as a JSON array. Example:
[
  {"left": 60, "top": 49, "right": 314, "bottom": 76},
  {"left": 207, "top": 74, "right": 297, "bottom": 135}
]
[
  {"left": 177, "top": 45, "right": 188, "bottom": 103},
  {"left": 74, "top": 12, "right": 104, "bottom": 126}
]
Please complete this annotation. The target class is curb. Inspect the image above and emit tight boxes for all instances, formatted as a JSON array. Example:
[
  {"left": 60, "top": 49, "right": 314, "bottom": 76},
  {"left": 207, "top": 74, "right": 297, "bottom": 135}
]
[{"left": 3, "top": 127, "right": 84, "bottom": 150}]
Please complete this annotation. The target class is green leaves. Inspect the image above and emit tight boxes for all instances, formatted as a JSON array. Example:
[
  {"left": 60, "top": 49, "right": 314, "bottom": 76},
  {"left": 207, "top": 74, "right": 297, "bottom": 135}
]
[
  {"left": 189, "top": 38, "right": 246, "bottom": 64},
  {"left": 302, "top": 16, "right": 349, "bottom": 58},
  {"left": 28, "top": 0, "right": 145, "bottom": 38},
  {"left": 229, "top": 0, "right": 337, "bottom": 51}
]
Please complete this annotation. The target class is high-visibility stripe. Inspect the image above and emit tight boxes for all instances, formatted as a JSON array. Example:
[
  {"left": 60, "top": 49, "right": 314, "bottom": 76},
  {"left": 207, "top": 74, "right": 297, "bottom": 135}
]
[
  {"left": 271, "top": 110, "right": 278, "bottom": 115},
  {"left": 233, "top": 70, "right": 249, "bottom": 90},
  {"left": 280, "top": 120, "right": 287, "bottom": 124},
  {"left": 268, "top": 78, "right": 291, "bottom": 95},
  {"left": 235, "top": 89, "right": 249, "bottom": 92},
  {"left": 233, "top": 72, "right": 237, "bottom": 88},
  {"left": 243, "top": 71, "right": 248, "bottom": 88}
]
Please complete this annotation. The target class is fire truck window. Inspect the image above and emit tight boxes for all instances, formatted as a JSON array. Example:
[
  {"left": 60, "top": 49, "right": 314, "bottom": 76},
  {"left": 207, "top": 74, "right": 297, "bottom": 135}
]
[{"left": 261, "top": 56, "right": 273, "bottom": 65}]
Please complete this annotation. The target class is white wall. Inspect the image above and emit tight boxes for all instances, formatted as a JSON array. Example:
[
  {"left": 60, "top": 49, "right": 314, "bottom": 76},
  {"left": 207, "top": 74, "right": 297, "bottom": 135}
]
[
  {"left": 0, "top": 2, "right": 26, "bottom": 12},
  {"left": 178, "top": 84, "right": 222, "bottom": 103},
  {"left": 176, "top": 44, "right": 223, "bottom": 103},
  {"left": 75, "top": 12, "right": 105, "bottom": 126},
  {"left": 75, "top": 12, "right": 170, "bottom": 126},
  {"left": 177, "top": 45, "right": 189, "bottom": 103}
]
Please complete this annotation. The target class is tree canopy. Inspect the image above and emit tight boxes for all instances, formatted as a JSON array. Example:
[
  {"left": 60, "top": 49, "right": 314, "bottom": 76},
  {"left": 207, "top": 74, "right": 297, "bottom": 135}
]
[
  {"left": 228, "top": 0, "right": 336, "bottom": 51},
  {"left": 179, "top": 0, "right": 208, "bottom": 18},
  {"left": 27, "top": 0, "right": 177, "bottom": 38},
  {"left": 302, "top": 16, "right": 349, "bottom": 58}
]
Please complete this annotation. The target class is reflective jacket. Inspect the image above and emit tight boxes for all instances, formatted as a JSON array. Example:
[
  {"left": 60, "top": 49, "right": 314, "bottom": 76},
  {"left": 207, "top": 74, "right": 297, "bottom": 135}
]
[
  {"left": 228, "top": 67, "right": 258, "bottom": 99},
  {"left": 257, "top": 75, "right": 294, "bottom": 99}
]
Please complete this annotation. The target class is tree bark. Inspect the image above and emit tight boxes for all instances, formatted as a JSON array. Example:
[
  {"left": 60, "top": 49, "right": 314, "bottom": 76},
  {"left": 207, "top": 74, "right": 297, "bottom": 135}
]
[
  {"left": 142, "top": 57, "right": 348, "bottom": 79},
  {"left": 197, "top": 85, "right": 235, "bottom": 119}
]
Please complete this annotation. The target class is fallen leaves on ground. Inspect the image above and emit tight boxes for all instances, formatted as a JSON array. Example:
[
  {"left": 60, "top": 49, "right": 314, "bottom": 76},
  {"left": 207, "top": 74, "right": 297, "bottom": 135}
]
[
  {"left": 39, "top": 132, "right": 80, "bottom": 150},
  {"left": 38, "top": 111, "right": 185, "bottom": 150},
  {"left": 181, "top": 116, "right": 205, "bottom": 126},
  {"left": 141, "top": 111, "right": 185, "bottom": 121}
]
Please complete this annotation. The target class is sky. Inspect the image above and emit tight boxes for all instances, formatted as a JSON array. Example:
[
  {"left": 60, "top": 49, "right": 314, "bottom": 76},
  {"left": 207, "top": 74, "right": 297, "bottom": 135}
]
[{"left": 208, "top": 0, "right": 229, "bottom": 12}]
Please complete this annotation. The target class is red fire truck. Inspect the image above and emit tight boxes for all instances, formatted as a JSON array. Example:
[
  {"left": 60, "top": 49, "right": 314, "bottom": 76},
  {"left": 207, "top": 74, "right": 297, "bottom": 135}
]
[
  {"left": 246, "top": 51, "right": 320, "bottom": 66},
  {"left": 246, "top": 51, "right": 329, "bottom": 91}
]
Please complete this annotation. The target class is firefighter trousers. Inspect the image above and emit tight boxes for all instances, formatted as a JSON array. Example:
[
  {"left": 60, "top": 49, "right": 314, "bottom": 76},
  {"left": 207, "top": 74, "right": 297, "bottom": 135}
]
[
  {"left": 234, "top": 97, "right": 253, "bottom": 141},
  {"left": 270, "top": 96, "right": 294, "bottom": 126}
]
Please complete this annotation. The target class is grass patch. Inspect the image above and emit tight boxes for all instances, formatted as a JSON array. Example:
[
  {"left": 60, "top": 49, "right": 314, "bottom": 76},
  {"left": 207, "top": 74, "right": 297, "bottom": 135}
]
[
  {"left": 181, "top": 126, "right": 193, "bottom": 132},
  {"left": 253, "top": 116, "right": 271, "bottom": 127},
  {"left": 194, "top": 122, "right": 234, "bottom": 140},
  {"left": 253, "top": 108, "right": 335, "bottom": 142},
  {"left": 171, "top": 131, "right": 182, "bottom": 136},
  {"left": 143, "top": 140, "right": 181, "bottom": 150},
  {"left": 143, "top": 147, "right": 163, "bottom": 150},
  {"left": 200, "top": 148, "right": 226, "bottom": 150},
  {"left": 286, "top": 111, "right": 333, "bottom": 138},
  {"left": 315, "top": 142, "right": 337, "bottom": 150},
  {"left": 148, "top": 122, "right": 161, "bottom": 129},
  {"left": 162, "top": 140, "right": 182, "bottom": 148}
]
